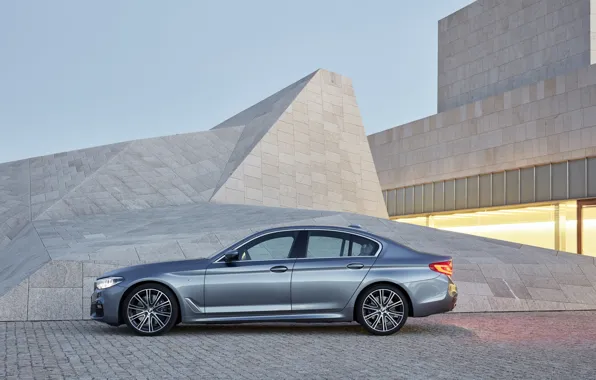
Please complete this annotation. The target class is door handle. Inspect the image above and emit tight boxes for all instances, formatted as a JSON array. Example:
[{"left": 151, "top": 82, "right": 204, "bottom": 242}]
[
  {"left": 270, "top": 265, "right": 288, "bottom": 273},
  {"left": 347, "top": 263, "right": 364, "bottom": 270}
]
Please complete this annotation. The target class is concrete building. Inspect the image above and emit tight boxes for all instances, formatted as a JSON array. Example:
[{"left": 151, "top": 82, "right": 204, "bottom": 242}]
[
  {"left": 2, "top": 8, "right": 596, "bottom": 319},
  {"left": 369, "top": 0, "right": 596, "bottom": 258}
]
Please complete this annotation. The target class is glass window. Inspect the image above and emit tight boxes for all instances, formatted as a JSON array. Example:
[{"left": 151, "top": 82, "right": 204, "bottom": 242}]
[
  {"left": 582, "top": 205, "right": 596, "bottom": 256},
  {"left": 551, "top": 162, "right": 567, "bottom": 200},
  {"left": 426, "top": 205, "right": 557, "bottom": 250},
  {"left": 238, "top": 232, "right": 297, "bottom": 261},
  {"left": 455, "top": 178, "right": 466, "bottom": 209},
  {"left": 535, "top": 165, "right": 550, "bottom": 201},
  {"left": 306, "top": 232, "right": 380, "bottom": 258},
  {"left": 306, "top": 231, "right": 348, "bottom": 258},
  {"left": 569, "top": 159, "right": 586, "bottom": 199},
  {"left": 350, "top": 235, "right": 380, "bottom": 257},
  {"left": 396, "top": 188, "right": 405, "bottom": 215},
  {"left": 433, "top": 182, "right": 444, "bottom": 212},
  {"left": 445, "top": 180, "right": 455, "bottom": 210},
  {"left": 492, "top": 172, "right": 505, "bottom": 206},
  {"left": 423, "top": 184, "right": 433, "bottom": 213},
  {"left": 560, "top": 201, "right": 577, "bottom": 254},
  {"left": 387, "top": 189, "right": 397, "bottom": 216},
  {"left": 467, "top": 176, "right": 479, "bottom": 209},
  {"left": 520, "top": 167, "right": 534, "bottom": 203},
  {"left": 479, "top": 174, "right": 492, "bottom": 207},
  {"left": 414, "top": 185, "right": 424, "bottom": 214}
]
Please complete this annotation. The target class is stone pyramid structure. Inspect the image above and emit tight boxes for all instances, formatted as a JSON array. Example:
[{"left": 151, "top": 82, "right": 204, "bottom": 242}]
[{"left": 1, "top": 69, "right": 595, "bottom": 321}]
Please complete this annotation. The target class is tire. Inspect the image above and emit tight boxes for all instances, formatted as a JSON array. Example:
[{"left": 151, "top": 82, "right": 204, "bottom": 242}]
[
  {"left": 122, "top": 283, "right": 179, "bottom": 336},
  {"left": 356, "top": 284, "right": 409, "bottom": 336}
]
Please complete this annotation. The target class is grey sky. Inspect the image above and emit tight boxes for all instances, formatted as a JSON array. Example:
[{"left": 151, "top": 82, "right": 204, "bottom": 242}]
[{"left": 0, "top": 0, "right": 474, "bottom": 163}]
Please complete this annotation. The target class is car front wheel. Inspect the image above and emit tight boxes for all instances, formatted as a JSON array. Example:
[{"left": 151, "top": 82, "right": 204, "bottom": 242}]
[
  {"left": 356, "top": 284, "right": 409, "bottom": 336},
  {"left": 122, "top": 283, "right": 179, "bottom": 336}
]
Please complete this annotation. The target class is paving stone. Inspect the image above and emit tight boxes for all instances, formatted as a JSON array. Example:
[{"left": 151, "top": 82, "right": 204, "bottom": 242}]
[
  {"left": 90, "top": 247, "right": 139, "bottom": 262},
  {"left": 487, "top": 297, "right": 529, "bottom": 312},
  {"left": 454, "top": 294, "right": 492, "bottom": 312},
  {"left": 524, "top": 300, "right": 566, "bottom": 311},
  {"left": 135, "top": 242, "right": 185, "bottom": 262},
  {"left": 527, "top": 287, "right": 569, "bottom": 303},
  {"left": 513, "top": 264, "right": 553, "bottom": 277},
  {"left": 454, "top": 281, "right": 493, "bottom": 296},
  {"left": 28, "top": 288, "right": 82, "bottom": 320},
  {"left": 28, "top": 261, "right": 82, "bottom": 288},
  {"left": 519, "top": 275, "right": 562, "bottom": 290},
  {"left": 82, "top": 263, "right": 121, "bottom": 277},
  {"left": 551, "top": 273, "right": 593, "bottom": 287},
  {"left": 560, "top": 285, "right": 596, "bottom": 304},
  {"left": 4, "top": 312, "right": 594, "bottom": 379},
  {"left": 479, "top": 265, "right": 521, "bottom": 281},
  {"left": 453, "top": 269, "right": 487, "bottom": 283},
  {"left": 485, "top": 278, "right": 532, "bottom": 299},
  {"left": 0, "top": 279, "right": 28, "bottom": 321},
  {"left": 82, "top": 277, "right": 95, "bottom": 298}
]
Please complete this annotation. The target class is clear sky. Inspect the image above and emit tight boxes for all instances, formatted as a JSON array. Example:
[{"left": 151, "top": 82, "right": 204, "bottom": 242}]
[{"left": 0, "top": 0, "right": 474, "bottom": 163}]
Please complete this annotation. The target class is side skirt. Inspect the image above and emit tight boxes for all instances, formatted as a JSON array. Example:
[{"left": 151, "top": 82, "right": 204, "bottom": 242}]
[{"left": 183, "top": 312, "right": 352, "bottom": 324}]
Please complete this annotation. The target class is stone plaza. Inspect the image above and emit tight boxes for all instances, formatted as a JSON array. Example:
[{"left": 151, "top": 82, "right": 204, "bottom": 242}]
[{"left": 1, "top": 311, "right": 596, "bottom": 379}]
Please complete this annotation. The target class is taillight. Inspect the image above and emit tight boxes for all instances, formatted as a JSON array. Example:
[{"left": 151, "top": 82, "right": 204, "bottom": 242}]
[{"left": 429, "top": 260, "right": 453, "bottom": 278}]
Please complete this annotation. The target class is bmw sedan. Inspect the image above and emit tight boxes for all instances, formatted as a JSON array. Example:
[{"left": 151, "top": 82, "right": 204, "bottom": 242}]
[{"left": 90, "top": 225, "right": 457, "bottom": 336}]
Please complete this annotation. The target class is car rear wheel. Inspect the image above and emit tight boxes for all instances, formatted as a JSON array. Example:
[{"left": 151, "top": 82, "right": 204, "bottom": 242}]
[
  {"left": 356, "top": 284, "right": 409, "bottom": 336},
  {"left": 122, "top": 283, "right": 179, "bottom": 336}
]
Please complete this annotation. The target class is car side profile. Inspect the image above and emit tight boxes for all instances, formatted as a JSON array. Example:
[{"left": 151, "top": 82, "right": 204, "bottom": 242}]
[{"left": 90, "top": 225, "right": 458, "bottom": 336}]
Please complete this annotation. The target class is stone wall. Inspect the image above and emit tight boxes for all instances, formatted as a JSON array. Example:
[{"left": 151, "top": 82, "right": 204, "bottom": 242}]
[
  {"left": 370, "top": 64, "right": 596, "bottom": 190},
  {"left": 438, "top": 0, "right": 593, "bottom": 112},
  {"left": 212, "top": 70, "right": 387, "bottom": 218}
]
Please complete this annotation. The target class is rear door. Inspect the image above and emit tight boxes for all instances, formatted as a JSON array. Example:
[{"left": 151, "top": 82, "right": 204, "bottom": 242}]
[{"left": 290, "top": 230, "right": 380, "bottom": 312}]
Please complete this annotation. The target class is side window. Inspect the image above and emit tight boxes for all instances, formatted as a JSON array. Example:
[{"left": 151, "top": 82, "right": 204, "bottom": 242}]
[
  {"left": 238, "top": 232, "right": 297, "bottom": 261},
  {"left": 306, "top": 231, "right": 349, "bottom": 258},
  {"left": 350, "top": 235, "right": 380, "bottom": 257}
]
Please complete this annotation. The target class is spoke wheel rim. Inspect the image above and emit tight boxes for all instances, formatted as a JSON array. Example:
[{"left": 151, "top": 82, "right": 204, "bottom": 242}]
[
  {"left": 362, "top": 289, "right": 404, "bottom": 333},
  {"left": 127, "top": 288, "right": 172, "bottom": 333}
]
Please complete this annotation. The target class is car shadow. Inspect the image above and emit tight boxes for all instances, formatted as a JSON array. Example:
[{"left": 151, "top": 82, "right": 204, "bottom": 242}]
[{"left": 101, "top": 320, "right": 475, "bottom": 338}]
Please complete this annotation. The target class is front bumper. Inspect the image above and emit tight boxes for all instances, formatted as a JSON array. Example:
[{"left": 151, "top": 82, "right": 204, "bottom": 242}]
[{"left": 90, "top": 284, "right": 126, "bottom": 326}]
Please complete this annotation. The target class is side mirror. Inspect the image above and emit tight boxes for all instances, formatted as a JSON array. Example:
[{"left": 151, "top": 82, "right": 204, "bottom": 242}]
[{"left": 223, "top": 250, "right": 239, "bottom": 264}]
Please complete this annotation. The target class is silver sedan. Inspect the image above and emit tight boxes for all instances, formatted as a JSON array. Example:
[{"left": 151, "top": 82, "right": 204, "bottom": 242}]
[{"left": 90, "top": 225, "right": 458, "bottom": 336}]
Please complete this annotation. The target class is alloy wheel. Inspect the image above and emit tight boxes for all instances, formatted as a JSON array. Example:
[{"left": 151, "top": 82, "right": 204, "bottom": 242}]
[
  {"left": 361, "top": 288, "right": 405, "bottom": 333},
  {"left": 127, "top": 288, "right": 172, "bottom": 333}
]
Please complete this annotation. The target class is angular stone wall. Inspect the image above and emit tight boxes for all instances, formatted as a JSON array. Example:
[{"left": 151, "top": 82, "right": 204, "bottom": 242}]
[
  {"left": 1, "top": 203, "right": 595, "bottom": 321},
  {"left": 211, "top": 70, "right": 387, "bottom": 218}
]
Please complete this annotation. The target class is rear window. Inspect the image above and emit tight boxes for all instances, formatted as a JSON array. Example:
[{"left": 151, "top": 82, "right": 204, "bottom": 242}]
[{"left": 350, "top": 234, "right": 379, "bottom": 257}]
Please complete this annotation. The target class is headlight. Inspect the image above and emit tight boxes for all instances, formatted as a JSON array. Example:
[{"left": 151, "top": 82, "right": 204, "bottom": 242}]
[{"left": 94, "top": 277, "right": 123, "bottom": 290}]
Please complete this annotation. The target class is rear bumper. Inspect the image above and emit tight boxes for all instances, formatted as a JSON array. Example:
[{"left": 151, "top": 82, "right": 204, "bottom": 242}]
[{"left": 411, "top": 277, "right": 458, "bottom": 317}]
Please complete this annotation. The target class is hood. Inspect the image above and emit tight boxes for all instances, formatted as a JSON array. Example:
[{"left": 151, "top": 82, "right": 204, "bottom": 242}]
[{"left": 98, "top": 258, "right": 210, "bottom": 279}]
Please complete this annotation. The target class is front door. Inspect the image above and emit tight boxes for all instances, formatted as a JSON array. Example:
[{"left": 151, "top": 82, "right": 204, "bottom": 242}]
[
  {"left": 578, "top": 199, "right": 596, "bottom": 256},
  {"left": 204, "top": 231, "right": 299, "bottom": 314},
  {"left": 291, "top": 230, "right": 380, "bottom": 312}
]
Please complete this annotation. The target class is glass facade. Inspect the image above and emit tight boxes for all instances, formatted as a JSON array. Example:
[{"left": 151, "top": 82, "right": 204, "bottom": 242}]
[
  {"left": 383, "top": 158, "right": 596, "bottom": 219},
  {"left": 579, "top": 201, "right": 596, "bottom": 257},
  {"left": 395, "top": 200, "right": 595, "bottom": 256}
]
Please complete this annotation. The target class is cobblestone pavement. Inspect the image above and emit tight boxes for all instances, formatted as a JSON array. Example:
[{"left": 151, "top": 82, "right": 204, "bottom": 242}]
[{"left": 1, "top": 312, "right": 596, "bottom": 380}]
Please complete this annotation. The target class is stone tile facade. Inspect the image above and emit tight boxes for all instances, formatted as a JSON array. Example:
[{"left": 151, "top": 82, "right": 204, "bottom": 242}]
[
  {"left": 212, "top": 70, "right": 388, "bottom": 218},
  {"left": 370, "top": 64, "right": 596, "bottom": 190},
  {"left": 438, "top": 0, "right": 593, "bottom": 112}
]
